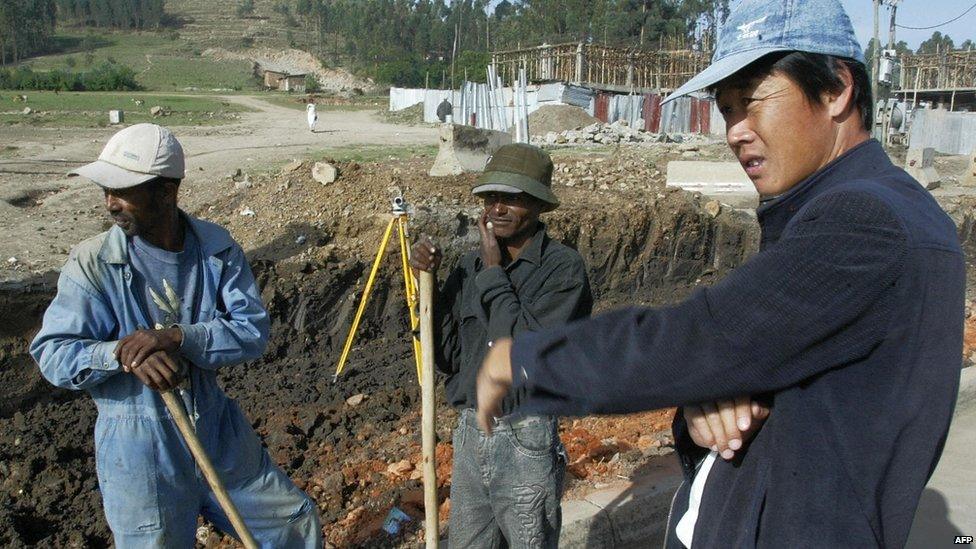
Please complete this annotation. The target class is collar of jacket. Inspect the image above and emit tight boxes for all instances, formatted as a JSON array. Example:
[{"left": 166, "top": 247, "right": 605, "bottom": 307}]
[
  {"left": 515, "top": 222, "right": 548, "bottom": 266},
  {"left": 755, "top": 139, "right": 890, "bottom": 248},
  {"left": 96, "top": 210, "right": 235, "bottom": 265}
]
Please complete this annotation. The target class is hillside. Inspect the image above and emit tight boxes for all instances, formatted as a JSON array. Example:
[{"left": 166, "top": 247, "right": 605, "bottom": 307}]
[
  {"left": 17, "top": 0, "right": 371, "bottom": 93},
  {"left": 168, "top": 0, "right": 299, "bottom": 50}
]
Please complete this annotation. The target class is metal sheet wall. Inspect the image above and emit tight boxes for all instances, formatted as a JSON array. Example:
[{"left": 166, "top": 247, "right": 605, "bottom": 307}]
[{"left": 908, "top": 109, "right": 976, "bottom": 155}]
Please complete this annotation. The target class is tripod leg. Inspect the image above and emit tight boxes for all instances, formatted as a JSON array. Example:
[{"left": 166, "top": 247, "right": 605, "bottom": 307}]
[
  {"left": 397, "top": 216, "right": 424, "bottom": 383},
  {"left": 334, "top": 216, "right": 398, "bottom": 381}
]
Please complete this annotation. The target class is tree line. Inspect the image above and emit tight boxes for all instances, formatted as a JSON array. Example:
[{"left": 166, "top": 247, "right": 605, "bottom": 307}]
[
  {"left": 275, "top": 0, "right": 730, "bottom": 86},
  {"left": 0, "top": 61, "right": 139, "bottom": 91},
  {"left": 54, "top": 0, "right": 167, "bottom": 29},
  {"left": 0, "top": 1, "right": 57, "bottom": 65},
  {"left": 0, "top": 0, "right": 165, "bottom": 65}
]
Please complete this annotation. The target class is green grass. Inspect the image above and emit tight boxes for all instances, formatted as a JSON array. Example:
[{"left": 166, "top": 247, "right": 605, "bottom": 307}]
[
  {"left": 0, "top": 90, "right": 254, "bottom": 128},
  {"left": 22, "top": 31, "right": 259, "bottom": 92},
  {"left": 310, "top": 144, "right": 438, "bottom": 163}
]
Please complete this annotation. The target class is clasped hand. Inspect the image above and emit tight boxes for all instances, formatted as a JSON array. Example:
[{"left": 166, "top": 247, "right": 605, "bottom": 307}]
[{"left": 114, "top": 328, "right": 184, "bottom": 392}]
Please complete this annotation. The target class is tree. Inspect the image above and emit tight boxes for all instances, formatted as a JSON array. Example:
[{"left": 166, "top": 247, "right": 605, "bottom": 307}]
[
  {"left": 275, "top": 0, "right": 729, "bottom": 86},
  {"left": 55, "top": 0, "right": 167, "bottom": 29},
  {"left": 917, "top": 31, "right": 954, "bottom": 54},
  {"left": 0, "top": 0, "right": 58, "bottom": 65},
  {"left": 236, "top": 0, "right": 255, "bottom": 18}
]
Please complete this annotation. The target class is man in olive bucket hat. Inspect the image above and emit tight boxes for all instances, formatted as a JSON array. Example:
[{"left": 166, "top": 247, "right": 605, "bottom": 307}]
[{"left": 411, "top": 143, "right": 593, "bottom": 547}]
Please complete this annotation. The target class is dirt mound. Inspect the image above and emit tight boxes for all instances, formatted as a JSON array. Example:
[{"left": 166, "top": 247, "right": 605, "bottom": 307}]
[
  {"left": 379, "top": 103, "right": 426, "bottom": 126},
  {"left": 204, "top": 48, "right": 377, "bottom": 93},
  {"left": 529, "top": 104, "right": 599, "bottom": 137}
]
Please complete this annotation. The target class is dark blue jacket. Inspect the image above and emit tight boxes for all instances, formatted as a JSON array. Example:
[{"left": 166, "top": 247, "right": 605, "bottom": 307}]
[{"left": 509, "top": 140, "right": 964, "bottom": 547}]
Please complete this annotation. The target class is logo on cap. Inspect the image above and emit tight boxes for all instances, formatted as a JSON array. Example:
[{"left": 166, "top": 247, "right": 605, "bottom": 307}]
[{"left": 737, "top": 16, "right": 768, "bottom": 40}]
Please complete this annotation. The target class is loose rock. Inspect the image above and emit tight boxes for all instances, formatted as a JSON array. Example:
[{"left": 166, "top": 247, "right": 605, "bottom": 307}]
[
  {"left": 705, "top": 200, "right": 722, "bottom": 218},
  {"left": 313, "top": 162, "right": 339, "bottom": 185}
]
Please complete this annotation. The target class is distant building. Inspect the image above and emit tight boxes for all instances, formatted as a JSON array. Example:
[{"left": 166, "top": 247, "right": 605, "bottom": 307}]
[
  {"left": 263, "top": 68, "right": 307, "bottom": 93},
  {"left": 263, "top": 70, "right": 287, "bottom": 88}
]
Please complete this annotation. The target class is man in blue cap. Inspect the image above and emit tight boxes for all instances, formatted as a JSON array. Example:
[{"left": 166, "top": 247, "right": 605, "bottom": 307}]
[{"left": 476, "top": 1, "right": 965, "bottom": 546}]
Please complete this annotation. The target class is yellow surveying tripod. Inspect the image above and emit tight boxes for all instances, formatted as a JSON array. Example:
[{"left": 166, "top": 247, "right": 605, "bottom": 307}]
[{"left": 333, "top": 195, "right": 423, "bottom": 383}]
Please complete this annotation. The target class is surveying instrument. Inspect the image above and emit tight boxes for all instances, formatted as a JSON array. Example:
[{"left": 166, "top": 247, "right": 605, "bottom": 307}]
[{"left": 333, "top": 194, "right": 424, "bottom": 383}]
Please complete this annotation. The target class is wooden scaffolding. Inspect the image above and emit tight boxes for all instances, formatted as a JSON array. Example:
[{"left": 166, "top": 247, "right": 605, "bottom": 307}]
[
  {"left": 490, "top": 42, "right": 710, "bottom": 93},
  {"left": 898, "top": 49, "right": 976, "bottom": 110}
]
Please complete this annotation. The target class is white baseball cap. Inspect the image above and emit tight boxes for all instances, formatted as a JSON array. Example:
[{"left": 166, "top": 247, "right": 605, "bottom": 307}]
[{"left": 69, "top": 123, "right": 185, "bottom": 189}]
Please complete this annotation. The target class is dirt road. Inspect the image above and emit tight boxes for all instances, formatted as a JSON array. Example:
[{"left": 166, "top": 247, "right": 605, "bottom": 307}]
[{"left": 0, "top": 95, "right": 437, "bottom": 280}]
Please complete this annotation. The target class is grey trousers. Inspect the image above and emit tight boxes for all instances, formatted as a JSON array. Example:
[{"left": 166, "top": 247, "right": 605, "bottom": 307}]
[{"left": 448, "top": 408, "right": 567, "bottom": 549}]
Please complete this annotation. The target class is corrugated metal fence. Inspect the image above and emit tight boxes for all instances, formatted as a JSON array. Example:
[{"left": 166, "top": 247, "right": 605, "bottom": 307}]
[
  {"left": 909, "top": 109, "right": 976, "bottom": 155},
  {"left": 390, "top": 84, "right": 724, "bottom": 136}
]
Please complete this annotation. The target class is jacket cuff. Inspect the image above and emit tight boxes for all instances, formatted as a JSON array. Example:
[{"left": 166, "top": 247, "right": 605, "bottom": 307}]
[
  {"left": 177, "top": 323, "right": 208, "bottom": 364},
  {"left": 90, "top": 340, "right": 122, "bottom": 371}
]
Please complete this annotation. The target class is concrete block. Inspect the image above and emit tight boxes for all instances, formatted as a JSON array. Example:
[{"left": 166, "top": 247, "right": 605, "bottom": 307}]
[
  {"left": 429, "top": 124, "right": 512, "bottom": 177},
  {"left": 583, "top": 459, "right": 682, "bottom": 548},
  {"left": 559, "top": 499, "right": 615, "bottom": 548},
  {"left": 906, "top": 368, "right": 976, "bottom": 547},
  {"left": 109, "top": 110, "right": 124, "bottom": 124},
  {"left": 666, "top": 161, "right": 757, "bottom": 197},
  {"left": 964, "top": 148, "right": 976, "bottom": 187},
  {"left": 905, "top": 147, "right": 941, "bottom": 190}
]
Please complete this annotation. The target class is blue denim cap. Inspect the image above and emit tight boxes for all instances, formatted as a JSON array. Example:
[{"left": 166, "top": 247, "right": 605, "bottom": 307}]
[{"left": 663, "top": 0, "right": 864, "bottom": 104}]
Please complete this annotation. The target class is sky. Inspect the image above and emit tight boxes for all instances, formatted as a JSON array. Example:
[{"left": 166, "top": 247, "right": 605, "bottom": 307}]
[{"left": 841, "top": 0, "right": 976, "bottom": 50}]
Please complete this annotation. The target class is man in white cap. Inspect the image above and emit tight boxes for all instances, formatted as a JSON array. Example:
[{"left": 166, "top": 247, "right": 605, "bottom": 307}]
[
  {"left": 476, "top": 0, "right": 964, "bottom": 546},
  {"left": 31, "top": 123, "right": 322, "bottom": 547}
]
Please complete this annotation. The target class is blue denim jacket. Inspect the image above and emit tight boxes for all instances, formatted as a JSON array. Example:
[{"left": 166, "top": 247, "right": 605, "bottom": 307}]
[{"left": 30, "top": 213, "right": 271, "bottom": 486}]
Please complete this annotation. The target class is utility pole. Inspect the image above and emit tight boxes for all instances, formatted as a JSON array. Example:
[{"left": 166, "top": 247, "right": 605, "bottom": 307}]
[
  {"left": 887, "top": 0, "right": 898, "bottom": 49},
  {"left": 880, "top": 0, "right": 901, "bottom": 148},
  {"left": 640, "top": 0, "right": 647, "bottom": 45},
  {"left": 450, "top": 22, "right": 458, "bottom": 90},
  {"left": 872, "top": 0, "right": 881, "bottom": 139}
]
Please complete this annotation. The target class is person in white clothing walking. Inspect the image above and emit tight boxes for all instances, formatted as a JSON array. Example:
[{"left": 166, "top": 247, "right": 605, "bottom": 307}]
[{"left": 306, "top": 103, "right": 317, "bottom": 132}]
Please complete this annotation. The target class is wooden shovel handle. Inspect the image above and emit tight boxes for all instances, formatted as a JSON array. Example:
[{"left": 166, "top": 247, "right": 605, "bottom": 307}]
[{"left": 161, "top": 390, "right": 259, "bottom": 549}]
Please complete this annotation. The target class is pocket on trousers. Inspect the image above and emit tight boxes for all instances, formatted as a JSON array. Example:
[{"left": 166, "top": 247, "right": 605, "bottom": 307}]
[
  {"left": 95, "top": 419, "right": 162, "bottom": 534},
  {"left": 506, "top": 418, "right": 557, "bottom": 458},
  {"left": 214, "top": 400, "right": 265, "bottom": 485}
]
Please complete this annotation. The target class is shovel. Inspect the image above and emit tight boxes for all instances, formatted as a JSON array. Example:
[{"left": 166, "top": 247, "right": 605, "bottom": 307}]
[
  {"left": 151, "top": 319, "right": 259, "bottom": 549},
  {"left": 160, "top": 390, "right": 258, "bottom": 549}
]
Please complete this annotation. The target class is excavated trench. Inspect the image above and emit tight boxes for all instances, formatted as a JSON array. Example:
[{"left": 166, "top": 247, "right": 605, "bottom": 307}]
[
  {"left": 2, "top": 188, "right": 759, "bottom": 547},
  {"left": 4, "top": 162, "right": 975, "bottom": 547}
]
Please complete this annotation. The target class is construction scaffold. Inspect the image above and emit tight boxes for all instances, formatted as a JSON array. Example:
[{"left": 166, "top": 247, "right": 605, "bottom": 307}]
[
  {"left": 898, "top": 49, "right": 976, "bottom": 110},
  {"left": 490, "top": 42, "right": 711, "bottom": 93}
]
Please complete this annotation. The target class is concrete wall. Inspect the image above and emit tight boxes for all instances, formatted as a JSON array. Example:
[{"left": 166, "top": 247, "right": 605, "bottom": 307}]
[{"left": 909, "top": 109, "right": 976, "bottom": 155}]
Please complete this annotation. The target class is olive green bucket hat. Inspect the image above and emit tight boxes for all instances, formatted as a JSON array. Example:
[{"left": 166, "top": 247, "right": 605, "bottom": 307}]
[{"left": 473, "top": 143, "right": 559, "bottom": 210}]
